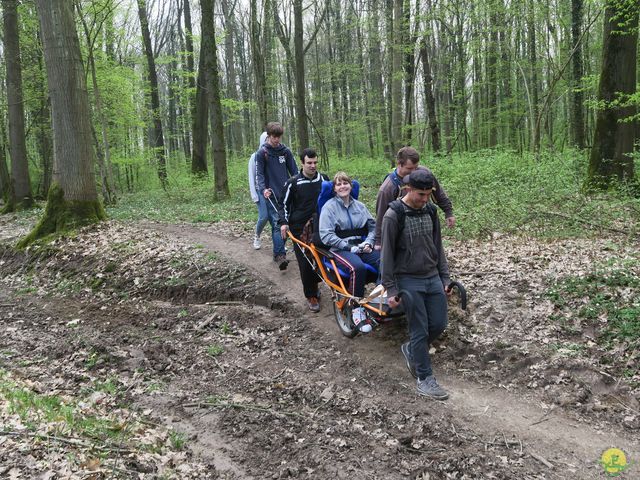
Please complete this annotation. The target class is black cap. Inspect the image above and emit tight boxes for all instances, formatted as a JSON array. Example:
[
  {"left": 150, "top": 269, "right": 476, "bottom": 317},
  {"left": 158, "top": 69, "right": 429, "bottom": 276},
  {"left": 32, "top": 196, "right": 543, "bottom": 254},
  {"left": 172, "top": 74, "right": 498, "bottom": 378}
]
[{"left": 403, "top": 169, "right": 435, "bottom": 190}]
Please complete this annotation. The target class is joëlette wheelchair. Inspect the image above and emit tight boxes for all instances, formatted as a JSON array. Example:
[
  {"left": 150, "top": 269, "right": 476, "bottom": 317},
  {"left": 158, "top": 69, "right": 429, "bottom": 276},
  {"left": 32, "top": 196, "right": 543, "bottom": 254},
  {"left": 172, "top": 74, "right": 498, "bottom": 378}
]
[{"left": 286, "top": 179, "right": 467, "bottom": 338}]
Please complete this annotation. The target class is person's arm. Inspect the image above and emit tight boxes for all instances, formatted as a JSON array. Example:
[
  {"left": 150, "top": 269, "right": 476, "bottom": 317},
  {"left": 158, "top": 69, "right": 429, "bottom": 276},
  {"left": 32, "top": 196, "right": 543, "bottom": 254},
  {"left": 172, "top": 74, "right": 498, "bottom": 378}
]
[
  {"left": 363, "top": 204, "right": 376, "bottom": 246},
  {"left": 256, "top": 148, "right": 267, "bottom": 196},
  {"left": 433, "top": 214, "right": 451, "bottom": 288},
  {"left": 319, "top": 201, "right": 349, "bottom": 250},
  {"left": 248, "top": 154, "right": 259, "bottom": 203},
  {"left": 286, "top": 149, "right": 297, "bottom": 177},
  {"left": 380, "top": 211, "right": 399, "bottom": 298},
  {"left": 431, "top": 175, "right": 454, "bottom": 226},
  {"left": 374, "top": 182, "right": 394, "bottom": 247}
]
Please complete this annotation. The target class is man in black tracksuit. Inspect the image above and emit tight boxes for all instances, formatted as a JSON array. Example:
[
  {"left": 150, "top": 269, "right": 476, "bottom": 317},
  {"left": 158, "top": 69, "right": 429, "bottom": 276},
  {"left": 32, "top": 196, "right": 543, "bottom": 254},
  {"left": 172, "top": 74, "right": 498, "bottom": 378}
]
[{"left": 278, "top": 148, "right": 329, "bottom": 312}]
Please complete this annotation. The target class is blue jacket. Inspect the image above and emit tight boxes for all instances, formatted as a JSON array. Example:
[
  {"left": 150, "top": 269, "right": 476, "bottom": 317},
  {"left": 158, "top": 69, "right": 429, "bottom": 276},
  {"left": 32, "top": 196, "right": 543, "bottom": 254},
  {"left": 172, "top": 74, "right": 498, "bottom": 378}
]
[
  {"left": 255, "top": 143, "right": 297, "bottom": 202},
  {"left": 319, "top": 196, "right": 376, "bottom": 251}
]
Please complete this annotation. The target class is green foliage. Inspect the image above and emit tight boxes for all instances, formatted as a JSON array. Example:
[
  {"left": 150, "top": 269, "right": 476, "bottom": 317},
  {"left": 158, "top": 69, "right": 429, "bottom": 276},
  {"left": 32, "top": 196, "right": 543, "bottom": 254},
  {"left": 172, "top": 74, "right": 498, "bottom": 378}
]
[
  {"left": 546, "top": 260, "right": 640, "bottom": 355},
  {"left": 206, "top": 344, "right": 224, "bottom": 357},
  {"left": 108, "top": 150, "right": 640, "bottom": 241}
]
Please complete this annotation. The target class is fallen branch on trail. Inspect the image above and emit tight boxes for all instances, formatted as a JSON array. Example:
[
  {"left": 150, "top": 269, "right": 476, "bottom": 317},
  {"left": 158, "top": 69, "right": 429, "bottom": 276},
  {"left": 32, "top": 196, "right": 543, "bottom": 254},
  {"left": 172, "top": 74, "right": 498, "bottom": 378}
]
[
  {"left": 182, "top": 399, "right": 304, "bottom": 418},
  {"left": 0, "top": 430, "right": 136, "bottom": 454}
]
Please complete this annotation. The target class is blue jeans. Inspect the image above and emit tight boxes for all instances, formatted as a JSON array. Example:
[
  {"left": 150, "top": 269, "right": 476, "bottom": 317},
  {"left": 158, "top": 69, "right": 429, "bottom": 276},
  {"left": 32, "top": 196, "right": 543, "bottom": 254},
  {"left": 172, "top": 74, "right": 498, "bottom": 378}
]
[
  {"left": 265, "top": 196, "right": 286, "bottom": 258},
  {"left": 255, "top": 196, "right": 269, "bottom": 237},
  {"left": 397, "top": 275, "right": 448, "bottom": 380}
]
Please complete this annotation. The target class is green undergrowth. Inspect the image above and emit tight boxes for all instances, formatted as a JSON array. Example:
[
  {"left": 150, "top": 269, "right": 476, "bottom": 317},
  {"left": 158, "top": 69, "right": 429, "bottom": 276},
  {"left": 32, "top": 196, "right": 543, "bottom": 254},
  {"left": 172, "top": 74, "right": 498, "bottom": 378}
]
[
  {"left": 0, "top": 368, "right": 129, "bottom": 443},
  {"left": 105, "top": 149, "right": 640, "bottom": 240},
  {"left": 546, "top": 258, "right": 640, "bottom": 375}
]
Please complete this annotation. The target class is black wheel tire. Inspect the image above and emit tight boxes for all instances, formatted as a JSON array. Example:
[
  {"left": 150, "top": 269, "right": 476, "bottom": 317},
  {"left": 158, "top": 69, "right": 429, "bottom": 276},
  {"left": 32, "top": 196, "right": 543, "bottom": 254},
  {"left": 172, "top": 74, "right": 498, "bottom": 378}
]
[{"left": 333, "top": 302, "right": 358, "bottom": 338}]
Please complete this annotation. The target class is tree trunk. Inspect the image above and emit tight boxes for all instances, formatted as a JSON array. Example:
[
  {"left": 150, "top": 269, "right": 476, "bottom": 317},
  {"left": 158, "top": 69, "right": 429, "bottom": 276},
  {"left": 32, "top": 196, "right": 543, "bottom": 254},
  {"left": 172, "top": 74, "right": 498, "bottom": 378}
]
[
  {"left": 21, "top": 0, "right": 105, "bottom": 246},
  {"left": 0, "top": 118, "right": 9, "bottom": 203},
  {"left": 201, "top": 0, "right": 229, "bottom": 198},
  {"left": 587, "top": 0, "right": 638, "bottom": 188},
  {"left": 570, "top": 0, "right": 586, "bottom": 149},
  {"left": 2, "top": 0, "right": 33, "bottom": 212},
  {"left": 390, "top": 0, "right": 404, "bottom": 153},
  {"left": 250, "top": 0, "right": 268, "bottom": 128},
  {"left": 183, "top": 0, "right": 195, "bottom": 158},
  {"left": 191, "top": 46, "right": 209, "bottom": 175},
  {"left": 527, "top": 0, "right": 540, "bottom": 151},
  {"left": 420, "top": 36, "right": 440, "bottom": 153},
  {"left": 137, "top": 0, "right": 167, "bottom": 185},
  {"left": 221, "top": 0, "right": 243, "bottom": 152},
  {"left": 369, "top": 0, "right": 391, "bottom": 158},
  {"left": 487, "top": 0, "right": 499, "bottom": 147},
  {"left": 78, "top": 5, "right": 115, "bottom": 204},
  {"left": 293, "top": 0, "right": 309, "bottom": 154},
  {"left": 402, "top": 0, "right": 419, "bottom": 146}
]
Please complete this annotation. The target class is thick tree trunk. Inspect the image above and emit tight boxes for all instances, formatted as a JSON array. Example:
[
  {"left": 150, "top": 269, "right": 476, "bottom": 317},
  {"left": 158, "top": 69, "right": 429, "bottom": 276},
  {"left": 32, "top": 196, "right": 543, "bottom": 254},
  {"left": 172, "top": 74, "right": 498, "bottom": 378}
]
[
  {"left": 2, "top": 0, "right": 33, "bottom": 211},
  {"left": 487, "top": 1, "right": 499, "bottom": 147},
  {"left": 571, "top": 0, "right": 586, "bottom": 149},
  {"left": 369, "top": 0, "right": 391, "bottom": 158},
  {"left": 201, "top": 0, "right": 229, "bottom": 198},
  {"left": 137, "top": 0, "right": 167, "bottom": 185},
  {"left": 527, "top": 0, "right": 540, "bottom": 151},
  {"left": 21, "top": 0, "right": 105, "bottom": 246},
  {"left": 191, "top": 47, "right": 209, "bottom": 175},
  {"left": 293, "top": 0, "right": 309, "bottom": 154},
  {"left": 587, "top": 0, "right": 638, "bottom": 188}
]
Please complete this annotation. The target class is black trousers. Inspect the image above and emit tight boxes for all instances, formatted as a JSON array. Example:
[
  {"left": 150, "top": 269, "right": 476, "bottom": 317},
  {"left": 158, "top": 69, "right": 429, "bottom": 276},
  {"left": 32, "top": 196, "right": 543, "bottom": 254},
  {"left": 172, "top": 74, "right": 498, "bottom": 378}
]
[{"left": 290, "top": 224, "right": 320, "bottom": 298}]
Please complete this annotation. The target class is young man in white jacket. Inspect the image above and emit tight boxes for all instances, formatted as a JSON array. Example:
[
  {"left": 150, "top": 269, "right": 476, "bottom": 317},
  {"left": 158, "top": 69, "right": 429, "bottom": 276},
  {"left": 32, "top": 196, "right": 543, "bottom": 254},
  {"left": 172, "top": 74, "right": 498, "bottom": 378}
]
[{"left": 248, "top": 131, "right": 268, "bottom": 249}]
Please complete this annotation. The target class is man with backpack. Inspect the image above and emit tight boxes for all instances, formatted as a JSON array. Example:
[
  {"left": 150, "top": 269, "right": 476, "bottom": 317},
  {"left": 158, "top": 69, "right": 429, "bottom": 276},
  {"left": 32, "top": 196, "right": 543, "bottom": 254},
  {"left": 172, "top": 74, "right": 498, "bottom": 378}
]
[
  {"left": 381, "top": 169, "right": 452, "bottom": 400},
  {"left": 278, "top": 149, "right": 329, "bottom": 312},
  {"left": 256, "top": 122, "right": 298, "bottom": 270},
  {"left": 374, "top": 146, "right": 454, "bottom": 249}
]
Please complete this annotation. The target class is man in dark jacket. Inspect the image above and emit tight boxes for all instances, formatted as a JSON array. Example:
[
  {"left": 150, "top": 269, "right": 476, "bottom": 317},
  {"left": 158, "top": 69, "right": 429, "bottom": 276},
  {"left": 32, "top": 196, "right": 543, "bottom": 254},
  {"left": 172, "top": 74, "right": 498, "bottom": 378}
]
[
  {"left": 381, "top": 169, "right": 451, "bottom": 400},
  {"left": 279, "top": 148, "right": 329, "bottom": 312},
  {"left": 375, "top": 146, "right": 454, "bottom": 248},
  {"left": 256, "top": 122, "right": 298, "bottom": 270}
]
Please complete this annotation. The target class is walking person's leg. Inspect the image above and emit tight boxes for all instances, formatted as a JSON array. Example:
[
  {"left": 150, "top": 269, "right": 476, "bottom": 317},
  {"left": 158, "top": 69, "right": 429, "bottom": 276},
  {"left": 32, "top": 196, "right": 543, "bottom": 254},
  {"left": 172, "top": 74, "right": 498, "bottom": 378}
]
[
  {"left": 265, "top": 198, "right": 287, "bottom": 267},
  {"left": 253, "top": 197, "right": 269, "bottom": 249},
  {"left": 290, "top": 226, "right": 320, "bottom": 311}
]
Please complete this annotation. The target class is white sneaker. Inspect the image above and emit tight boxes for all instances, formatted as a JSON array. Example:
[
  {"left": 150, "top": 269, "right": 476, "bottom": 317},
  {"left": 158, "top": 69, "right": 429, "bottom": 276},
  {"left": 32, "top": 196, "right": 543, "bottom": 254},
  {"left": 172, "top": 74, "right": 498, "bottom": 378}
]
[
  {"left": 352, "top": 307, "right": 372, "bottom": 333},
  {"left": 253, "top": 235, "right": 262, "bottom": 250}
]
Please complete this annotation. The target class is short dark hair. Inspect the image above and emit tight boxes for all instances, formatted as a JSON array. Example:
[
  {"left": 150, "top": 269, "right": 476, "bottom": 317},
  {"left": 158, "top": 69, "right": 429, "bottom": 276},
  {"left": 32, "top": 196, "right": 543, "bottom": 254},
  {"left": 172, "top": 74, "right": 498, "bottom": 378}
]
[
  {"left": 300, "top": 148, "right": 317, "bottom": 163},
  {"left": 396, "top": 146, "right": 420, "bottom": 166},
  {"left": 266, "top": 122, "right": 284, "bottom": 137}
]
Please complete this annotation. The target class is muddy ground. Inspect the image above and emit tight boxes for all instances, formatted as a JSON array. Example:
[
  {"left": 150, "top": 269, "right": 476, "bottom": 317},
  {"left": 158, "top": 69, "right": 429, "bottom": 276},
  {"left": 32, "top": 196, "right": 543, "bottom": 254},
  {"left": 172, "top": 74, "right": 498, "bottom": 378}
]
[{"left": 0, "top": 215, "right": 638, "bottom": 479}]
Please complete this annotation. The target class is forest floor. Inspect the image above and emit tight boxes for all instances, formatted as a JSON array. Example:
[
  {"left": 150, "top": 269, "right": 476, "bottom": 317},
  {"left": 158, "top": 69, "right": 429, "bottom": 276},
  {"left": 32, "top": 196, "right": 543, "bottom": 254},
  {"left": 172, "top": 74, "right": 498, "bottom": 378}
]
[{"left": 0, "top": 214, "right": 638, "bottom": 479}]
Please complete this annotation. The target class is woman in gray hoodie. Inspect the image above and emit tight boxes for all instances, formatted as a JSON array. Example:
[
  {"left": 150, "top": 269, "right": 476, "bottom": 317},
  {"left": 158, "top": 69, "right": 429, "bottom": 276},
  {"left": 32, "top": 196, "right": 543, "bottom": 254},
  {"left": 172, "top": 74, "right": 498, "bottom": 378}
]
[{"left": 319, "top": 172, "right": 380, "bottom": 333}]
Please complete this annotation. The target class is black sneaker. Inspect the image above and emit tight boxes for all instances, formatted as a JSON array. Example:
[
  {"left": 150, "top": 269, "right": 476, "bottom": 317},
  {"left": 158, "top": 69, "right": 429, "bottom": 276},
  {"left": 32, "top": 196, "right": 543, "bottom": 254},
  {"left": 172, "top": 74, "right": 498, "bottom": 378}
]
[
  {"left": 401, "top": 342, "right": 417, "bottom": 379},
  {"left": 275, "top": 254, "right": 289, "bottom": 270}
]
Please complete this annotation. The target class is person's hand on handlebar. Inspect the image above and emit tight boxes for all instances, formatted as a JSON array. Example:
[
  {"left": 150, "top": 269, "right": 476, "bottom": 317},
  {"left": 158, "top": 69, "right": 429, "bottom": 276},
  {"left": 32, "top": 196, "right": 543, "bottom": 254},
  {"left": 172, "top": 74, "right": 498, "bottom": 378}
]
[
  {"left": 388, "top": 295, "right": 401, "bottom": 309},
  {"left": 280, "top": 224, "right": 289, "bottom": 240}
]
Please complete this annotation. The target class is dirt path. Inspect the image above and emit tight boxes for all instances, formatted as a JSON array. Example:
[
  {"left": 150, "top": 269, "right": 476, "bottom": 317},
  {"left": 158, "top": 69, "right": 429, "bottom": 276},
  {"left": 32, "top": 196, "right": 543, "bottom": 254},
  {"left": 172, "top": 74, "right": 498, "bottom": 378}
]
[
  {"left": 1, "top": 218, "right": 637, "bottom": 479},
  {"left": 147, "top": 221, "right": 640, "bottom": 479}
]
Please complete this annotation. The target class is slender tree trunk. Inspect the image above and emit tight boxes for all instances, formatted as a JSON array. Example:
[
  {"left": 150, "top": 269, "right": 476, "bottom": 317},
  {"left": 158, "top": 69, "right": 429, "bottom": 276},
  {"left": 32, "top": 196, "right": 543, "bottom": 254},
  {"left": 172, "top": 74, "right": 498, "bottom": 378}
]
[
  {"left": 2, "top": 0, "right": 33, "bottom": 211},
  {"left": 527, "top": 0, "right": 540, "bottom": 151},
  {"left": 487, "top": 0, "right": 499, "bottom": 147},
  {"left": 390, "top": 0, "right": 404, "bottom": 152},
  {"left": 570, "top": 0, "right": 585, "bottom": 149},
  {"left": 293, "top": 0, "right": 309, "bottom": 154},
  {"left": 137, "top": 0, "right": 167, "bottom": 185},
  {"left": 250, "top": 0, "right": 268, "bottom": 128},
  {"left": 0, "top": 118, "right": 9, "bottom": 202},
  {"left": 191, "top": 47, "right": 209, "bottom": 175},
  {"left": 402, "top": 0, "right": 419, "bottom": 146},
  {"left": 183, "top": 0, "right": 195, "bottom": 158},
  {"left": 587, "top": 0, "right": 638, "bottom": 188},
  {"left": 78, "top": 6, "right": 115, "bottom": 204},
  {"left": 201, "top": 0, "right": 229, "bottom": 198},
  {"left": 221, "top": 0, "right": 243, "bottom": 151},
  {"left": 369, "top": 0, "right": 391, "bottom": 158},
  {"left": 22, "top": 0, "right": 105, "bottom": 245},
  {"left": 420, "top": 36, "right": 440, "bottom": 153}
]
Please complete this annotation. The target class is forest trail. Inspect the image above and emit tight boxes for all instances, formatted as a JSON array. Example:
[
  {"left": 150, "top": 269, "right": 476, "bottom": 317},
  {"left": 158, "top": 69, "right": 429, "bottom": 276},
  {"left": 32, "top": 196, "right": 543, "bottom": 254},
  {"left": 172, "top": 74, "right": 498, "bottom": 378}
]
[{"left": 146, "top": 221, "right": 640, "bottom": 479}]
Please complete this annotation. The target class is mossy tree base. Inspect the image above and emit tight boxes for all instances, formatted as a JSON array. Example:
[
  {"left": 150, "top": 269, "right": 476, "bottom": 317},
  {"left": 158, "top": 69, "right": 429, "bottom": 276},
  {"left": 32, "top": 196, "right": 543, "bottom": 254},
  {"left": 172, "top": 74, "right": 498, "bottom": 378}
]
[{"left": 17, "top": 183, "right": 106, "bottom": 248}]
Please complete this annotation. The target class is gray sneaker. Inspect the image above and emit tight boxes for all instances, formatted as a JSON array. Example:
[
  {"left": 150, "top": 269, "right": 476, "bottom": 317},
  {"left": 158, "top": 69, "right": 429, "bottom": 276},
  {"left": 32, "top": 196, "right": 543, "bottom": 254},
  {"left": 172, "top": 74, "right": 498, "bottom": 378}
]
[
  {"left": 401, "top": 342, "right": 417, "bottom": 379},
  {"left": 416, "top": 375, "right": 449, "bottom": 400}
]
